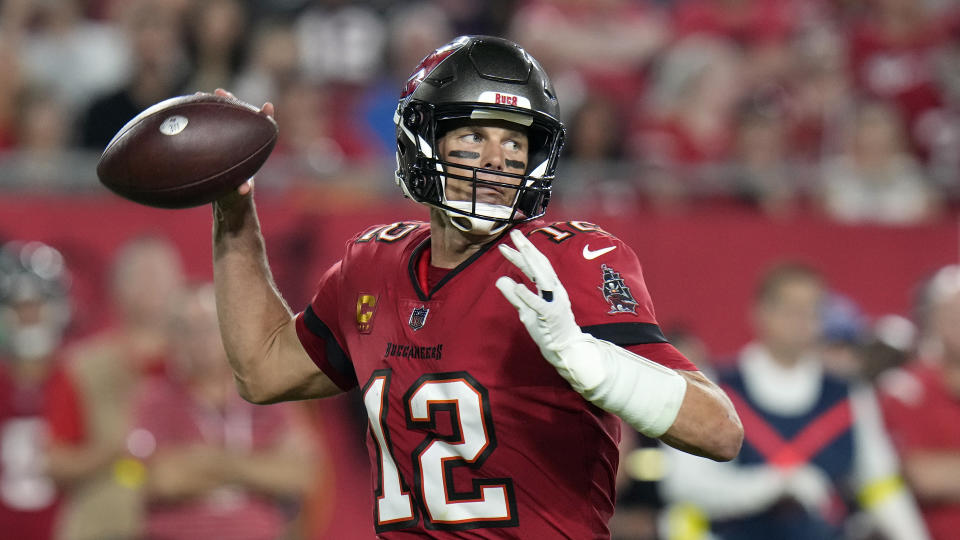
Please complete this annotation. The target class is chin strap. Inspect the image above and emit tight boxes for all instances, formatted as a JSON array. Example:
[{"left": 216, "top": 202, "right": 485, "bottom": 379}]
[
  {"left": 443, "top": 201, "right": 511, "bottom": 236},
  {"left": 495, "top": 229, "right": 688, "bottom": 437}
]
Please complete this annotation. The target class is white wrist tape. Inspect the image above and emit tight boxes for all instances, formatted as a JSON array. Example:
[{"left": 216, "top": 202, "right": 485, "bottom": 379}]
[{"left": 554, "top": 334, "right": 688, "bottom": 437}]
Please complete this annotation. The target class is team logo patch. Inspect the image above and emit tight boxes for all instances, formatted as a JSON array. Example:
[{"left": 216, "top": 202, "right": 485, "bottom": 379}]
[
  {"left": 408, "top": 305, "right": 430, "bottom": 331},
  {"left": 356, "top": 294, "right": 378, "bottom": 334},
  {"left": 599, "top": 264, "right": 639, "bottom": 315}
]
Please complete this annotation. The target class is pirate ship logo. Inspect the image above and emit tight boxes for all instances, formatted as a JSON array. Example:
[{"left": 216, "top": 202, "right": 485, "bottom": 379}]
[
  {"left": 599, "top": 264, "right": 638, "bottom": 315},
  {"left": 409, "top": 305, "right": 430, "bottom": 331}
]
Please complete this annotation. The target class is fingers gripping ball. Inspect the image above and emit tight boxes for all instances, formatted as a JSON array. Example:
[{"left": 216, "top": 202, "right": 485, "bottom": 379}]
[{"left": 96, "top": 94, "right": 277, "bottom": 209}]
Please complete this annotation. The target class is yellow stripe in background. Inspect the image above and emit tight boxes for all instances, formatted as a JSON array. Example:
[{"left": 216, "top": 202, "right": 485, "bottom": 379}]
[
  {"left": 858, "top": 475, "right": 905, "bottom": 508},
  {"left": 666, "top": 503, "right": 709, "bottom": 540}
]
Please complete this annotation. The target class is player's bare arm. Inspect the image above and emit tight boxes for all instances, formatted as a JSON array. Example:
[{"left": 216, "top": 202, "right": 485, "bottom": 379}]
[
  {"left": 659, "top": 369, "right": 743, "bottom": 460},
  {"left": 212, "top": 90, "right": 340, "bottom": 403}
]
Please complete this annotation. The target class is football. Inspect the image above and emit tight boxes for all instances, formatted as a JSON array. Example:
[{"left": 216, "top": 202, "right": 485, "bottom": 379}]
[{"left": 96, "top": 94, "right": 278, "bottom": 209}]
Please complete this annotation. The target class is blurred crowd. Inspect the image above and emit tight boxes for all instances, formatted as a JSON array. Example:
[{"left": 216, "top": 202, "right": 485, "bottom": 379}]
[{"left": 1, "top": 0, "right": 960, "bottom": 223}]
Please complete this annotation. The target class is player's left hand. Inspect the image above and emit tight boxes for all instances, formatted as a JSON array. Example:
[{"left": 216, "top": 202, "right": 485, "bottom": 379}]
[{"left": 496, "top": 230, "right": 602, "bottom": 389}]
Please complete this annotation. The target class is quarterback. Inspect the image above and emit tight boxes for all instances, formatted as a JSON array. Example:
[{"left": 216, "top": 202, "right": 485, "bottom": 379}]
[{"left": 212, "top": 36, "right": 743, "bottom": 538}]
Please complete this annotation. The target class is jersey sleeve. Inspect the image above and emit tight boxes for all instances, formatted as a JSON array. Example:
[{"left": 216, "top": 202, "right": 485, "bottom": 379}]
[
  {"left": 295, "top": 260, "right": 358, "bottom": 391},
  {"left": 532, "top": 223, "right": 698, "bottom": 371}
]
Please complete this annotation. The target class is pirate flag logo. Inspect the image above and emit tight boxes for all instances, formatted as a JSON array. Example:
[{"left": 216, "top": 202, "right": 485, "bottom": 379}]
[
  {"left": 409, "top": 305, "right": 430, "bottom": 331},
  {"left": 599, "top": 264, "right": 638, "bottom": 315}
]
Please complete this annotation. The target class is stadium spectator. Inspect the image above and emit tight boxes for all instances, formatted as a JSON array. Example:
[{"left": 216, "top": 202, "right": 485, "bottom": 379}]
[
  {"left": 0, "top": 241, "right": 72, "bottom": 540},
  {"left": 727, "top": 95, "right": 798, "bottom": 217},
  {"left": 0, "top": 35, "right": 26, "bottom": 150},
  {"left": 131, "top": 283, "right": 317, "bottom": 540},
  {"left": 79, "top": 1, "right": 187, "bottom": 150},
  {"left": 182, "top": 0, "right": 248, "bottom": 97},
  {"left": 509, "top": 0, "right": 669, "bottom": 113},
  {"left": 631, "top": 35, "right": 745, "bottom": 206},
  {"left": 819, "top": 100, "right": 940, "bottom": 225},
  {"left": 847, "top": 0, "right": 955, "bottom": 158},
  {"left": 294, "top": 1, "right": 385, "bottom": 86},
  {"left": 880, "top": 265, "right": 960, "bottom": 540},
  {"left": 0, "top": 88, "right": 96, "bottom": 189},
  {"left": 661, "top": 262, "right": 930, "bottom": 540},
  {"left": 233, "top": 20, "right": 300, "bottom": 114},
  {"left": 360, "top": 2, "right": 455, "bottom": 157},
  {"left": 46, "top": 235, "right": 185, "bottom": 540},
  {"left": 670, "top": 0, "right": 800, "bottom": 90},
  {"left": 10, "top": 0, "right": 129, "bottom": 116},
  {"left": 782, "top": 24, "right": 853, "bottom": 164},
  {"left": 558, "top": 93, "right": 635, "bottom": 212}
]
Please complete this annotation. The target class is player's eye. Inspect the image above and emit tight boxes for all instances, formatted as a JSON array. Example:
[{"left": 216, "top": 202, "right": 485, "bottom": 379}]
[
  {"left": 505, "top": 140, "right": 522, "bottom": 152},
  {"left": 460, "top": 132, "right": 482, "bottom": 144}
]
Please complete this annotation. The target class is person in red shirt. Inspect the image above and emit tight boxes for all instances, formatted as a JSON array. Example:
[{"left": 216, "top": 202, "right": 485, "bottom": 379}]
[
  {"left": 131, "top": 283, "right": 317, "bottom": 540},
  {"left": 847, "top": 0, "right": 955, "bottom": 157},
  {"left": 0, "top": 241, "right": 72, "bottom": 540},
  {"left": 209, "top": 36, "right": 743, "bottom": 538},
  {"left": 45, "top": 235, "right": 185, "bottom": 540},
  {"left": 881, "top": 265, "right": 960, "bottom": 540}
]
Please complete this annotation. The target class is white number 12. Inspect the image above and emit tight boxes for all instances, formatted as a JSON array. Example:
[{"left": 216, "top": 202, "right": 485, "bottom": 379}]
[{"left": 362, "top": 370, "right": 517, "bottom": 532}]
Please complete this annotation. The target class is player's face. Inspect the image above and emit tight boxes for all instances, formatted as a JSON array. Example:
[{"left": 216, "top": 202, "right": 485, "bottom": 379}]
[{"left": 437, "top": 122, "right": 529, "bottom": 207}]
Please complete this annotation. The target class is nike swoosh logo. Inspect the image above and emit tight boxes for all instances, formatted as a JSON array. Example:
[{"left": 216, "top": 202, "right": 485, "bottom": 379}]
[{"left": 582, "top": 244, "right": 616, "bottom": 260}]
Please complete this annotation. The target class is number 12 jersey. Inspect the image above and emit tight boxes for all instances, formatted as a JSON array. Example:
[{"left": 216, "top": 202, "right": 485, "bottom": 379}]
[{"left": 295, "top": 219, "right": 697, "bottom": 539}]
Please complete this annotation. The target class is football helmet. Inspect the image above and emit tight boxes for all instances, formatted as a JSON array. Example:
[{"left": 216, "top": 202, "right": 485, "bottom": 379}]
[
  {"left": 0, "top": 241, "right": 71, "bottom": 361},
  {"left": 394, "top": 36, "right": 565, "bottom": 235}
]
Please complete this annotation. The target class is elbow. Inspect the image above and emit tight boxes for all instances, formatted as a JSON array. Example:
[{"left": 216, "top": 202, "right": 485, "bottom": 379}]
[
  {"left": 698, "top": 414, "right": 744, "bottom": 462},
  {"left": 233, "top": 377, "right": 281, "bottom": 405},
  {"left": 230, "top": 366, "right": 280, "bottom": 405},
  {"left": 712, "top": 420, "right": 744, "bottom": 462}
]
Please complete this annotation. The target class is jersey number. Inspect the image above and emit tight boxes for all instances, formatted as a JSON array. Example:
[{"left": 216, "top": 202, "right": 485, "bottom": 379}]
[{"left": 363, "top": 370, "right": 518, "bottom": 532}]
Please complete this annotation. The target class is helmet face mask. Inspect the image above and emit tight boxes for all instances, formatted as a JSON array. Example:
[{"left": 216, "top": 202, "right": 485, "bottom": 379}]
[{"left": 395, "top": 36, "right": 565, "bottom": 235}]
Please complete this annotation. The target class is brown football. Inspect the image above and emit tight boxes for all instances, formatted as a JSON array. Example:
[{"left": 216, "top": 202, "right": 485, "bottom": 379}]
[{"left": 96, "top": 94, "right": 278, "bottom": 209}]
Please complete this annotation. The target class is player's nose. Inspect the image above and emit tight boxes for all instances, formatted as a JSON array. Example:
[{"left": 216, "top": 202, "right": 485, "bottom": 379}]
[{"left": 481, "top": 141, "right": 504, "bottom": 171}]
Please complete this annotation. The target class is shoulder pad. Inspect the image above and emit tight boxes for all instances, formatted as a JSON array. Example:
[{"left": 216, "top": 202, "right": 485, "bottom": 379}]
[{"left": 352, "top": 221, "right": 427, "bottom": 244}]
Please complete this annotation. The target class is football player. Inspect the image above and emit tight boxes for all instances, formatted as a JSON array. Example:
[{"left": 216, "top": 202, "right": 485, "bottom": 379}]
[
  {"left": 211, "top": 36, "right": 743, "bottom": 538},
  {"left": 0, "top": 241, "right": 71, "bottom": 539}
]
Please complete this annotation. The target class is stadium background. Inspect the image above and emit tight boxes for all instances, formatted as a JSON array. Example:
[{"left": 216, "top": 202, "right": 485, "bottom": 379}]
[{"left": 0, "top": 0, "right": 958, "bottom": 538}]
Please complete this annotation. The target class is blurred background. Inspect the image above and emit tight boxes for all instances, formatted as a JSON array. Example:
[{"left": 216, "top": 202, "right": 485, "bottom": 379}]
[{"left": 0, "top": 0, "right": 959, "bottom": 539}]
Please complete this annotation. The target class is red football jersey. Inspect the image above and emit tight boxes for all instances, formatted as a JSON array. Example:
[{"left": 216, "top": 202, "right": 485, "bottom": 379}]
[
  {"left": 295, "top": 219, "right": 696, "bottom": 539},
  {"left": 0, "top": 362, "right": 63, "bottom": 540}
]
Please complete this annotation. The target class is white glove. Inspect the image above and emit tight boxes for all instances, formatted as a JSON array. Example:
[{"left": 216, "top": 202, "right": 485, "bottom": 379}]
[
  {"left": 495, "top": 229, "right": 603, "bottom": 391},
  {"left": 496, "top": 229, "right": 687, "bottom": 437}
]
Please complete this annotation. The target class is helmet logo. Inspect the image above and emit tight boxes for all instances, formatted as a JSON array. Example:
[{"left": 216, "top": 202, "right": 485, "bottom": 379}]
[{"left": 478, "top": 91, "right": 530, "bottom": 109}]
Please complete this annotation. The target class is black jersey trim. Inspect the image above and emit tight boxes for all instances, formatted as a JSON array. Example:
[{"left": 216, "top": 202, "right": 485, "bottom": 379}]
[
  {"left": 303, "top": 306, "right": 358, "bottom": 387},
  {"left": 407, "top": 227, "right": 512, "bottom": 301},
  {"left": 581, "top": 322, "right": 669, "bottom": 346}
]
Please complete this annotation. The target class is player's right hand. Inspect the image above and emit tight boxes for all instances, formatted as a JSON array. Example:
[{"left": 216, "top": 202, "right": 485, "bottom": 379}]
[{"left": 210, "top": 88, "right": 273, "bottom": 199}]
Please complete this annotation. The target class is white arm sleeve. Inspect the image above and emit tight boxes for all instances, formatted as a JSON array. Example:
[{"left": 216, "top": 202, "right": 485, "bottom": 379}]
[
  {"left": 559, "top": 335, "right": 688, "bottom": 437},
  {"left": 850, "top": 385, "right": 930, "bottom": 540}
]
